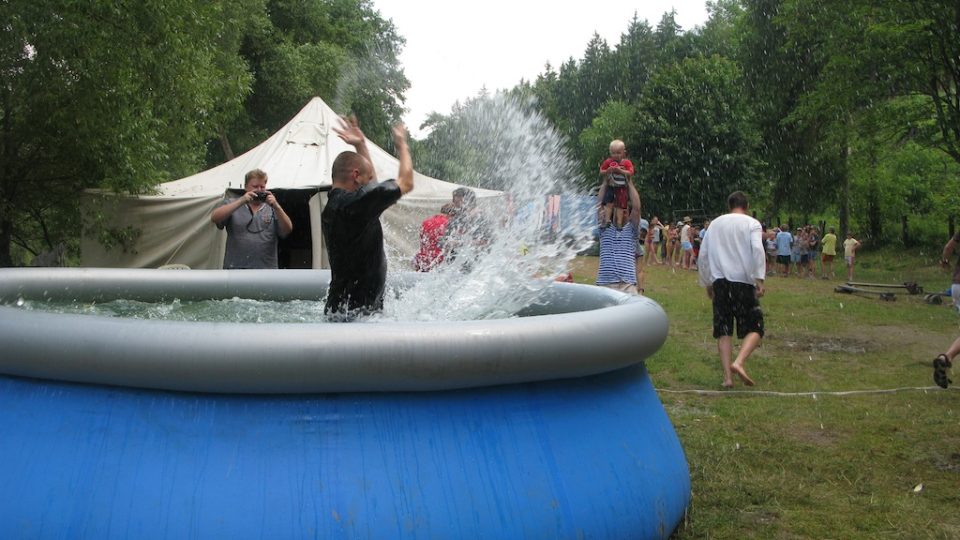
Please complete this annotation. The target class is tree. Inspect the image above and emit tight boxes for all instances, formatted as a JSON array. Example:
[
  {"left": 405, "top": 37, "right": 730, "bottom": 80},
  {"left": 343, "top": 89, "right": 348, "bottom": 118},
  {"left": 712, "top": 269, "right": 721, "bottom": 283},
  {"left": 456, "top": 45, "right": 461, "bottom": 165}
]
[
  {"left": 633, "top": 55, "right": 761, "bottom": 217},
  {"left": 737, "top": 0, "right": 842, "bottom": 227},
  {"left": 771, "top": 0, "right": 960, "bottom": 240},
  {"left": 0, "top": 0, "right": 255, "bottom": 266},
  {"left": 843, "top": 1, "right": 959, "bottom": 164},
  {"left": 572, "top": 33, "right": 618, "bottom": 136},
  {"left": 609, "top": 15, "right": 657, "bottom": 103},
  {"left": 654, "top": 10, "right": 697, "bottom": 65},
  {"left": 218, "top": 0, "right": 409, "bottom": 160},
  {"left": 848, "top": 105, "right": 960, "bottom": 245},
  {"left": 691, "top": 0, "right": 746, "bottom": 59}
]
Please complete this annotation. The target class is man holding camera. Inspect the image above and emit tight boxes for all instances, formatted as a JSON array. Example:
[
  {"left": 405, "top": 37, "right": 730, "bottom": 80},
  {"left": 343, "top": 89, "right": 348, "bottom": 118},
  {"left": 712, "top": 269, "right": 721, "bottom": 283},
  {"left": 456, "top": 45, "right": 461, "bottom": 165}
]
[{"left": 211, "top": 168, "right": 293, "bottom": 269}]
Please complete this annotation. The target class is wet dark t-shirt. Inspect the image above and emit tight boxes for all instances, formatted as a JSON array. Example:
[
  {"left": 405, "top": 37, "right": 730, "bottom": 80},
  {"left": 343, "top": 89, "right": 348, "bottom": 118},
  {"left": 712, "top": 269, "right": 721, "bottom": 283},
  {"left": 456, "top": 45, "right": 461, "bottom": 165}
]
[{"left": 322, "top": 180, "right": 402, "bottom": 318}]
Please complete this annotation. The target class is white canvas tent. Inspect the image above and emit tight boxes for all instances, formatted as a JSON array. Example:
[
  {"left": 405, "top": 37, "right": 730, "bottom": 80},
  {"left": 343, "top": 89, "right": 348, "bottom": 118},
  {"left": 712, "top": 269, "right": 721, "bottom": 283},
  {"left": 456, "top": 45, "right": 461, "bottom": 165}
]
[{"left": 81, "top": 97, "right": 499, "bottom": 269}]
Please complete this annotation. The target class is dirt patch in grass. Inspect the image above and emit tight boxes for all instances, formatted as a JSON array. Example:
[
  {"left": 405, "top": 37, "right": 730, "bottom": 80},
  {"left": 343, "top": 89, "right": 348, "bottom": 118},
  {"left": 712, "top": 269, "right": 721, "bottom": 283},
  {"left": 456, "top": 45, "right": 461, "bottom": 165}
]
[
  {"left": 932, "top": 452, "right": 960, "bottom": 473},
  {"left": 739, "top": 507, "right": 780, "bottom": 527},
  {"left": 777, "top": 336, "right": 870, "bottom": 355},
  {"left": 857, "top": 324, "right": 938, "bottom": 345},
  {"left": 782, "top": 424, "right": 844, "bottom": 448},
  {"left": 768, "top": 324, "right": 945, "bottom": 357}
]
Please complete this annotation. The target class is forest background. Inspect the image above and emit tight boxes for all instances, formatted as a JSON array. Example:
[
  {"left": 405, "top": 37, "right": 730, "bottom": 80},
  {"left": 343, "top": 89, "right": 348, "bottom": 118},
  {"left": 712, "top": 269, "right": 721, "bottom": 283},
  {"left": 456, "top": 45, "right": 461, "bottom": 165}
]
[{"left": 1, "top": 0, "right": 958, "bottom": 266}]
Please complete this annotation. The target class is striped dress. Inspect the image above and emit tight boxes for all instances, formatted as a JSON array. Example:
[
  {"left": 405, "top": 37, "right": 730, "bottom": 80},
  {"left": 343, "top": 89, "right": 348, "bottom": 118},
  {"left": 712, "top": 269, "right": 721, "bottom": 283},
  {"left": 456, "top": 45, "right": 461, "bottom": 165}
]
[{"left": 596, "top": 222, "right": 638, "bottom": 285}]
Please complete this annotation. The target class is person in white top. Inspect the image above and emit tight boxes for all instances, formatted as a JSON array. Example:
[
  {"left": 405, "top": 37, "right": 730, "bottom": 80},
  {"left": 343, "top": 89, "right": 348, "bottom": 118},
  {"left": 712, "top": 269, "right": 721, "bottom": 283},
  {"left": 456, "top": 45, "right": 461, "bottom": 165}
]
[{"left": 697, "top": 191, "right": 766, "bottom": 388}]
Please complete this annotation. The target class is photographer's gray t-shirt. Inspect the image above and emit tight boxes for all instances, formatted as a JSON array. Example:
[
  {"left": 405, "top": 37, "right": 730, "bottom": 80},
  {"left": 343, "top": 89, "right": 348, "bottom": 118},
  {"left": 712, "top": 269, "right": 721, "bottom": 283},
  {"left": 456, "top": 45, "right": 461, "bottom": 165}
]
[{"left": 216, "top": 197, "right": 281, "bottom": 269}]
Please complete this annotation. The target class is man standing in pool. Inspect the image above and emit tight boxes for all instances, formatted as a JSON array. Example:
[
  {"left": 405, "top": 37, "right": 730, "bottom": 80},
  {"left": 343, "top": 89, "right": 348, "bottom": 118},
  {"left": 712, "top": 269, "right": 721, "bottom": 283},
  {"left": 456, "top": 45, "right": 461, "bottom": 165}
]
[{"left": 322, "top": 115, "right": 413, "bottom": 320}]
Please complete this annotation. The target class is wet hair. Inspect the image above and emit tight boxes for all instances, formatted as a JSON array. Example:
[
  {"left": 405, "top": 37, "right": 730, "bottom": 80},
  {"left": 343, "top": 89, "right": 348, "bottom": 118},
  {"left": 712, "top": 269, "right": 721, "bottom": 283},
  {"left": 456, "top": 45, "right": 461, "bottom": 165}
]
[
  {"left": 453, "top": 187, "right": 476, "bottom": 207},
  {"left": 727, "top": 191, "right": 749, "bottom": 211},
  {"left": 244, "top": 168, "right": 268, "bottom": 187},
  {"left": 440, "top": 203, "right": 457, "bottom": 216},
  {"left": 331, "top": 151, "right": 367, "bottom": 182}
]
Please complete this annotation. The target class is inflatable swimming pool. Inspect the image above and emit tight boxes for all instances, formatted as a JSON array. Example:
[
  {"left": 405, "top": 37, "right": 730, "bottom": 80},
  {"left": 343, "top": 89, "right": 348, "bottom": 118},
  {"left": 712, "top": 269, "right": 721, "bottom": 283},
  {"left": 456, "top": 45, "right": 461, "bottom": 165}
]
[{"left": 0, "top": 268, "right": 690, "bottom": 539}]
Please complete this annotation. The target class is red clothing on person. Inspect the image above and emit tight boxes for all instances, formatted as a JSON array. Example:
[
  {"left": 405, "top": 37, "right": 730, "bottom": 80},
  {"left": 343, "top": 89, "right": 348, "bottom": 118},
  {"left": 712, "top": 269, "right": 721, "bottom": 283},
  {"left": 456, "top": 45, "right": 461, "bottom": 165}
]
[
  {"left": 600, "top": 158, "right": 634, "bottom": 209},
  {"left": 600, "top": 158, "right": 635, "bottom": 175},
  {"left": 413, "top": 213, "right": 449, "bottom": 271}
]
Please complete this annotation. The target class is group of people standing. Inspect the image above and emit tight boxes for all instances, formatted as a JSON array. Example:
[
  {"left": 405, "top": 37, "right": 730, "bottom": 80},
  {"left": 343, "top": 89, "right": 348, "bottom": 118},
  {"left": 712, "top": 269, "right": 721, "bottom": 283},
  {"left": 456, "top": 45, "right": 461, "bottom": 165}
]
[
  {"left": 592, "top": 139, "right": 765, "bottom": 388},
  {"left": 769, "top": 225, "right": 861, "bottom": 281},
  {"left": 642, "top": 217, "right": 708, "bottom": 271}
]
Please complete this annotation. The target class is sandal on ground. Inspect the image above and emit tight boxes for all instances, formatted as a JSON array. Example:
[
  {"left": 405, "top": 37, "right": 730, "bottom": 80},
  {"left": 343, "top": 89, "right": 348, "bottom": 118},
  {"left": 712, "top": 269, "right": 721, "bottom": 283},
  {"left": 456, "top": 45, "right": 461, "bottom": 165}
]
[{"left": 933, "top": 354, "right": 953, "bottom": 389}]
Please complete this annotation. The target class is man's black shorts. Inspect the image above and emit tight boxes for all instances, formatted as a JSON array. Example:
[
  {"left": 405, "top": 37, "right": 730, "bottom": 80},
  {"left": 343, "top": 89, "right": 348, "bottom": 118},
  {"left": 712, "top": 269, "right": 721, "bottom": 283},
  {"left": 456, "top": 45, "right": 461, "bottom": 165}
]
[
  {"left": 776, "top": 254, "right": 790, "bottom": 265},
  {"left": 712, "top": 278, "right": 764, "bottom": 339}
]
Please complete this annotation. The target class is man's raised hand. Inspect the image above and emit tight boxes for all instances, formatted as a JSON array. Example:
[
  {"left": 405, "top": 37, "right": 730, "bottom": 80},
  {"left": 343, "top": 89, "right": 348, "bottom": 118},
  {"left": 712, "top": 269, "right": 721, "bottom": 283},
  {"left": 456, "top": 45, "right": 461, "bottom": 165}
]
[{"left": 334, "top": 114, "right": 365, "bottom": 147}]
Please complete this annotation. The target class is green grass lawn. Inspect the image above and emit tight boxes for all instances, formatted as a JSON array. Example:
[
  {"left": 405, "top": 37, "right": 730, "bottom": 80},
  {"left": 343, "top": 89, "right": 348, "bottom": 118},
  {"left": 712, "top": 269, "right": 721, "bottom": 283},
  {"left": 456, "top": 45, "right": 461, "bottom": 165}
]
[{"left": 569, "top": 248, "right": 960, "bottom": 539}]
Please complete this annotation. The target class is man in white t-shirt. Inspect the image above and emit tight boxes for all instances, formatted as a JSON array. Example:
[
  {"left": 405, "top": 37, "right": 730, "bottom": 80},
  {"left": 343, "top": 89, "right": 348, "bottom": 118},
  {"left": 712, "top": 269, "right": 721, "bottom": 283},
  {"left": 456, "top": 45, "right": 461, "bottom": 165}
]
[{"left": 697, "top": 191, "right": 766, "bottom": 388}]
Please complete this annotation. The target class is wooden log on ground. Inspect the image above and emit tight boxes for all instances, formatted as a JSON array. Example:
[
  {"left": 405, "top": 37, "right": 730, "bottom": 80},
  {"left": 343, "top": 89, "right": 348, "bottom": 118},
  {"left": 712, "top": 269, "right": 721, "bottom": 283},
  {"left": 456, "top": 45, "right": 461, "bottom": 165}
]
[{"left": 835, "top": 285, "right": 897, "bottom": 301}]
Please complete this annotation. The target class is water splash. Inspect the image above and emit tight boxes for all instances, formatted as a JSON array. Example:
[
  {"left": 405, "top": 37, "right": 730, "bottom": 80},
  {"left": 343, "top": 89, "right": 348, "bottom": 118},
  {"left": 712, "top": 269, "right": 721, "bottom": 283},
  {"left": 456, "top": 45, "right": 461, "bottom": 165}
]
[{"left": 378, "top": 93, "right": 595, "bottom": 321}]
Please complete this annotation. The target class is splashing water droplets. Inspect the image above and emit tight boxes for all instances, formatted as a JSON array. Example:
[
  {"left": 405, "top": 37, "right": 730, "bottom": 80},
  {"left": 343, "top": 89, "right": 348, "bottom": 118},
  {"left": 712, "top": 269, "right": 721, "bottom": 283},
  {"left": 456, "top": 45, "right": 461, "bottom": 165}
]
[{"left": 379, "top": 94, "right": 595, "bottom": 321}]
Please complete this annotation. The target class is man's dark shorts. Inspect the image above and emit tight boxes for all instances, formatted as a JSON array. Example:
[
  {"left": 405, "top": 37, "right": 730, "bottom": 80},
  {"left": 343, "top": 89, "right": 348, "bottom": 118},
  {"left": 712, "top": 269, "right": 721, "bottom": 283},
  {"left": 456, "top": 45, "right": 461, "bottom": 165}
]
[
  {"left": 776, "top": 254, "right": 790, "bottom": 265},
  {"left": 712, "top": 278, "right": 764, "bottom": 339}
]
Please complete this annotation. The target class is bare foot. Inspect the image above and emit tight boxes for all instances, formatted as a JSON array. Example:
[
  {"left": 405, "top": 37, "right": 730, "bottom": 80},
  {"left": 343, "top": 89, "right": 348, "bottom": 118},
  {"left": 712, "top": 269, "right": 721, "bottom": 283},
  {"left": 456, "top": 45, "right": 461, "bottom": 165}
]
[
  {"left": 721, "top": 381, "right": 734, "bottom": 389},
  {"left": 730, "top": 363, "right": 755, "bottom": 386}
]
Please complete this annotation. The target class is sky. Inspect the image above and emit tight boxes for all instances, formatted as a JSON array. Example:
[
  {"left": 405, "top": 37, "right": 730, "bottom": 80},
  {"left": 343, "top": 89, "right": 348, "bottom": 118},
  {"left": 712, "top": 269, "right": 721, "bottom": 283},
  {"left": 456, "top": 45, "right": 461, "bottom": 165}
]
[{"left": 370, "top": 0, "right": 711, "bottom": 137}]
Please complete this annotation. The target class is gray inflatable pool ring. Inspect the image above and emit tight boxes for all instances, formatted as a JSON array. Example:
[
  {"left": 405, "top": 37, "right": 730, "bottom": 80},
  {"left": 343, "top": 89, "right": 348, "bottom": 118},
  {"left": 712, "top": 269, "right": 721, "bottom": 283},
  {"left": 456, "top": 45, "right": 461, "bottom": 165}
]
[{"left": 0, "top": 268, "right": 669, "bottom": 393}]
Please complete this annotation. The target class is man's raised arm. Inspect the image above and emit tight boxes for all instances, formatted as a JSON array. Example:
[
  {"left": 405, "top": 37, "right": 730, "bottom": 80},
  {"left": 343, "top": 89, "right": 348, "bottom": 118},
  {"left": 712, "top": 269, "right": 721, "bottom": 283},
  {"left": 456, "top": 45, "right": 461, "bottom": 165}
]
[
  {"left": 393, "top": 124, "right": 413, "bottom": 195},
  {"left": 628, "top": 180, "right": 642, "bottom": 226}
]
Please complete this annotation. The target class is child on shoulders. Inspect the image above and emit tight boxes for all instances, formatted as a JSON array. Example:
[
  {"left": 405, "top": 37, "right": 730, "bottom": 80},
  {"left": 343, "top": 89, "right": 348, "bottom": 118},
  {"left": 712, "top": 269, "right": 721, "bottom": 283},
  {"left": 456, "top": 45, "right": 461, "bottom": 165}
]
[{"left": 598, "top": 139, "right": 635, "bottom": 227}]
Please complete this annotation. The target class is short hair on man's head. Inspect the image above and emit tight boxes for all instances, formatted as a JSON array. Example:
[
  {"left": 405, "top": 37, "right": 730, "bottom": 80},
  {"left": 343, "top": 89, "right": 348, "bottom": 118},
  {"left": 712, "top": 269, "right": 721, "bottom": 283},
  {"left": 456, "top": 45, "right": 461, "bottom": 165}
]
[
  {"left": 453, "top": 187, "right": 476, "bottom": 207},
  {"left": 727, "top": 191, "right": 749, "bottom": 211},
  {"left": 331, "top": 151, "right": 366, "bottom": 182},
  {"left": 244, "top": 168, "right": 268, "bottom": 186}
]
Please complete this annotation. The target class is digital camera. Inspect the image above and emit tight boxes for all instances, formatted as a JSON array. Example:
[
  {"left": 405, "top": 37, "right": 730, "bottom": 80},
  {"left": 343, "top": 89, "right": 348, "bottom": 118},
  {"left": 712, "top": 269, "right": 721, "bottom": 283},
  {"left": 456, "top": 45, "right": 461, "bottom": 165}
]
[{"left": 253, "top": 191, "right": 269, "bottom": 202}]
